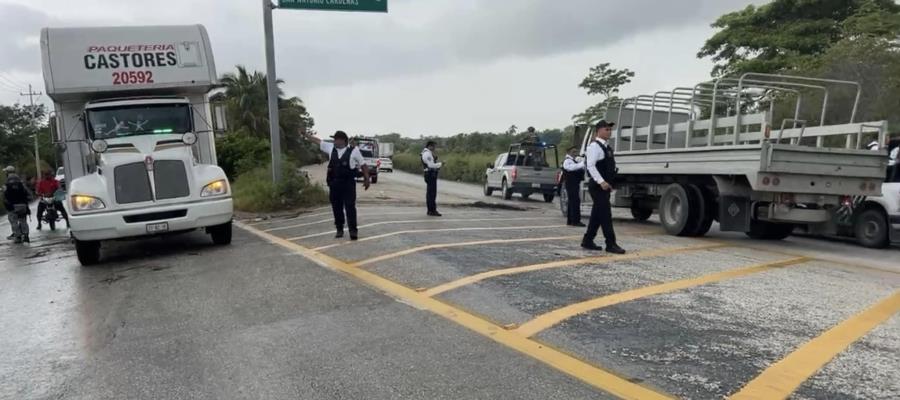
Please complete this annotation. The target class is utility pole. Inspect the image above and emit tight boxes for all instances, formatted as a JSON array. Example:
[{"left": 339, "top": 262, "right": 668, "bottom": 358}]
[
  {"left": 20, "top": 84, "right": 43, "bottom": 179},
  {"left": 262, "top": 0, "right": 282, "bottom": 183}
]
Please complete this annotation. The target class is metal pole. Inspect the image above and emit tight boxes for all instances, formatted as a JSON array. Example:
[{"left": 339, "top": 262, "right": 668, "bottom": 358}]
[{"left": 263, "top": 0, "right": 282, "bottom": 183}]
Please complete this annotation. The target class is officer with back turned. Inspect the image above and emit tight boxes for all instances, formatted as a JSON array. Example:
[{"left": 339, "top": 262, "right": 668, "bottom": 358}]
[
  {"left": 562, "top": 146, "right": 586, "bottom": 227},
  {"left": 421, "top": 141, "right": 443, "bottom": 216},
  {"left": 326, "top": 131, "right": 369, "bottom": 241},
  {"left": 581, "top": 120, "right": 626, "bottom": 254}
]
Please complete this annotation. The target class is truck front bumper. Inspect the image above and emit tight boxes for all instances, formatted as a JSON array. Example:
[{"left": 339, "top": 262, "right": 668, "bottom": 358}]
[{"left": 69, "top": 198, "right": 233, "bottom": 241}]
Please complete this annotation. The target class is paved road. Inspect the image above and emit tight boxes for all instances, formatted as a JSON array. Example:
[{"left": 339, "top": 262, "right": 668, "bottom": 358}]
[{"left": 1, "top": 173, "right": 898, "bottom": 399}]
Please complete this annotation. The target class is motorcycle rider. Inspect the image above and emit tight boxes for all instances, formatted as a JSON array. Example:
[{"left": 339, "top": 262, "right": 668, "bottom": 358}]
[
  {"left": 35, "top": 170, "right": 68, "bottom": 229},
  {"left": 3, "top": 166, "right": 31, "bottom": 243}
]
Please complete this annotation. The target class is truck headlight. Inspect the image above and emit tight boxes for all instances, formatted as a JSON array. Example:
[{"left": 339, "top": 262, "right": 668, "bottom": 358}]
[
  {"left": 201, "top": 179, "right": 228, "bottom": 197},
  {"left": 71, "top": 195, "right": 106, "bottom": 211}
]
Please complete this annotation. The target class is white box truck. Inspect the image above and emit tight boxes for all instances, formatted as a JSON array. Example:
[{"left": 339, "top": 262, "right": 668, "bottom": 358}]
[{"left": 41, "top": 25, "right": 233, "bottom": 265}]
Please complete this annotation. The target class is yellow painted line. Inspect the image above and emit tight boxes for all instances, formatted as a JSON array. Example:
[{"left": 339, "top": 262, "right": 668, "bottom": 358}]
[
  {"left": 351, "top": 235, "right": 582, "bottom": 267},
  {"left": 730, "top": 290, "right": 900, "bottom": 400},
  {"left": 288, "top": 217, "right": 559, "bottom": 241},
  {"left": 237, "top": 221, "right": 674, "bottom": 400},
  {"left": 514, "top": 257, "right": 810, "bottom": 338},
  {"left": 423, "top": 243, "right": 727, "bottom": 298},
  {"left": 313, "top": 225, "right": 566, "bottom": 251}
]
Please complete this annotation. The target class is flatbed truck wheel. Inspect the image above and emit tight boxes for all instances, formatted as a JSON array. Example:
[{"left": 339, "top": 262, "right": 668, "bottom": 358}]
[
  {"left": 209, "top": 221, "right": 233, "bottom": 245},
  {"left": 854, "top": 208, "right": 889, "bottom": 248},
  {"left": 659, "top": 183, "right": 698, "bottom": 236},
  {"left": 685, "top": 184, "right": 713, "bottom": 237},
  {"left": 75, "top": 239, "right": 101, "bottom": 266},
  {"left": 630, "top": 206, "right": 652, "bottom": 222}
]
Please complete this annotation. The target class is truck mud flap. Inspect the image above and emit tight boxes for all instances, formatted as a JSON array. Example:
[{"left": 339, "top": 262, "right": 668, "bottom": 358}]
[{"left": 719, "top": 196, "right": 751, "bottom": 232}]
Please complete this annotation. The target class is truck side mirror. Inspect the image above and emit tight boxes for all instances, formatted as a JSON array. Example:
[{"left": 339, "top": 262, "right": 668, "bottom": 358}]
[{"left": 213, "top": 104, "right": 227, "bottom": 133}]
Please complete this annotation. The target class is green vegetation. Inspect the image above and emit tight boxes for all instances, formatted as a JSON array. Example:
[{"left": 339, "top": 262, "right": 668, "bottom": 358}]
[
  {"left": 0, "top": 103, "right": 56, "bottom": 181},
  {"left": 572, "top": 63, "right": 635, "bottom": 124},
  {"left": 232, "top": 163, "right": 328, "bottom": 212}
]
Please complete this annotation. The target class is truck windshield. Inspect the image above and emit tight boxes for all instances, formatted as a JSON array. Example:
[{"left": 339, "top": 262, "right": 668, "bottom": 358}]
[{"left": 87, "top": 103, "right": 192, "bottom": 140}]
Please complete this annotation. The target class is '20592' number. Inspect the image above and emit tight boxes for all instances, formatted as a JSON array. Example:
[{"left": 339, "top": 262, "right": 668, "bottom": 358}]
[{"left": 112, "top": 71, "right": 154, "bottom": 85}]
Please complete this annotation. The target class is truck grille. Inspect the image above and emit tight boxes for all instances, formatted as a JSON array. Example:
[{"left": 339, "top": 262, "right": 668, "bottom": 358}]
[
  {"left": 114, "top": 163, "right": 153, "bottom": 204},
  {"left": 153, "top": 160, "right": 190, "bottom": 200}
]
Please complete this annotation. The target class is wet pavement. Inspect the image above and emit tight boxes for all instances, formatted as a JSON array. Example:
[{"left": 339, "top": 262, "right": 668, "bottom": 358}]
[{"left": 2, "top": 172, "right": 899, "bottom": 399}]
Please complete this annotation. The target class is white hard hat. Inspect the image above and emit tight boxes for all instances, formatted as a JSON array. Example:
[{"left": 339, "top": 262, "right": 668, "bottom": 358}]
[{"left": 3, "top": 166, "right": 15, "bottom": 173}]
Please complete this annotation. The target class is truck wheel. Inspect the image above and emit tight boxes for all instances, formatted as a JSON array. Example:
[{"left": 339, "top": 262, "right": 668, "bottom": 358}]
[
  {"left": 75, "top": 239, "right": 101, "bottom": 266},
  {"left": 483, "top": 181, "right": 494, "bottom": 197},
  {"left": 543, "top": 193, "right": 555, "bottom": 203},
  {"left": 630, "top": 206, "right": 653, "bottom": 222},
  {"left": 502, "top": 180, "right": 513, "bottom": 200},
  {"left": 559, "top": 187, "right": 569, "bottom": 217},
  {"left": 854, "top": 208, "right": 889, "bottom": 248},
  {"left": 48, "top": 217, "right": 56, "bottom": 231},
  {"left": 521, "top": 192, "right": 531, "bottom": 200},
  {"left": 210, "top": 221, "right": 233, "bottom": 245},
  {"left": 746, "top": 220, "right": 793, "bottom": 240},
  {"left": 659, "top": 183, "right": 695, "bottom": 236},
  {"left": 686, "top": 184, "right": 713, "bottom": 237}
]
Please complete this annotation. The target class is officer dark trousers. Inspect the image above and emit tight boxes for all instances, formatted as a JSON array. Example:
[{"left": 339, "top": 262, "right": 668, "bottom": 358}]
[
  {"left": 583, "top": 182, "right": 616, "bottom": 246},
  {"left": 425, "top": 171, "right": 438, "bottom": 213},
  {"left": 565, "top": 180, "right": 581, "bottom": 225},
  {"left": 329, "top": 179, "right": 357, "bottom": 233}
]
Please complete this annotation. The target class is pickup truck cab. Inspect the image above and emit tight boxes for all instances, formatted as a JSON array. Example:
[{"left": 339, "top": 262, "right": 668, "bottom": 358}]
[
  {"left": 354, "top": 137, "right": 380, "bottom": 184},
  {"left": 484, "top": 142, "right": 559, "bottom": 202}
]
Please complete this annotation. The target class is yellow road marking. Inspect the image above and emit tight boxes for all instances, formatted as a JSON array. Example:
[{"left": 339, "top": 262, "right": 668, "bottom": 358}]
[
  {"left": 730, "top": 290, "right": 900, "bottom": 400},
  {"left": 288, "top": 217, "right": 559, "bottom": 241},
  {"left": 312, "top": 225, "right": 566, "bottom": 251},
  {"left": 514, "top": 257, "right": 810, "bottom": 337},
  {"left": 351, "top": 235, "right": 582, "bottom": 267},
  {"left": 237, "top": 221, "right": 674, "bottom": 400},
  {"left": 423, "top": 243, "right": 727, "bottom": 297}
]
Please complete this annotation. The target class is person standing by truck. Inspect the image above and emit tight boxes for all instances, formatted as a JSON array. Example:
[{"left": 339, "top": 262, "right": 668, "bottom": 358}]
[
  {"left": 327, "top": 131, "right": 369, "bottom": 240},
  {"left": 562, "top": 146, "right": 586, "bottom": 227},
  {"left": 3, "top": 166, "right": 31, "bottom": 243},
  {"left": 422, "top": 141, "right": 443, "bottom": 217},
  {"left": 581, "top": 121, "right": 626, "bottom": 254}
]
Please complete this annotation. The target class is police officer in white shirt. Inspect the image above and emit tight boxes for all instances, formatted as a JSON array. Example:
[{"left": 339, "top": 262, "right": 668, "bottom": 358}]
[
  {"left": 582, "top": 120, "right": 625, "bottom": 254},
  {"left": 422, "top": 141, "right": 443, "bottom": 216},
  {"left": 562, "top": 146, "right": 586, "bottom": 227},
  {"left": 326, "top": 131, "right": 369, "bottom": 240}
]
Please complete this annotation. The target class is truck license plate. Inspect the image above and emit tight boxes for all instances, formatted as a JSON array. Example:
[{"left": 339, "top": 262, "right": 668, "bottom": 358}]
[
  {"left": 146, "top": 222, "right": 169, "bottom": 234},
  {"left": 532, "top": 183, "right": 541, "bottom": 188}
]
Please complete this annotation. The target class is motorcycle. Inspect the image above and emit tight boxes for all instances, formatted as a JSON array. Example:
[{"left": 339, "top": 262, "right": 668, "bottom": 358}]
[{"left": 39, "top": 196, "right": 64, "bottom": 231}]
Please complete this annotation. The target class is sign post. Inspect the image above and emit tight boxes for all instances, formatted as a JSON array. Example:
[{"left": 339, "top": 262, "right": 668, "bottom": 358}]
[{"left": 261, "top": 0, "right": 387, "bottom": 183}]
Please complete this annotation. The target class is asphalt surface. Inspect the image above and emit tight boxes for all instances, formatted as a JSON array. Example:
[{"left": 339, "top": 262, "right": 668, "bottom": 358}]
[{"left": 2, "top": 171, "right": 898, "bottom": 399}]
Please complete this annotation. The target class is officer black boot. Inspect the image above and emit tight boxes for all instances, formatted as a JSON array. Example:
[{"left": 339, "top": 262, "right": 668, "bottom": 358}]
[
  {"left": 335, "top": 228, "right": 344, "bottom": 239},
  {"left": 349, "top": 231, "right": 358, "bottom": 241}
]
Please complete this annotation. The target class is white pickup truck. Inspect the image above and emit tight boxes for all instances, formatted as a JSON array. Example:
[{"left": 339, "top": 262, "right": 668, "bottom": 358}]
[
  {"left": 484, "top": 142, "right": 559, "bottom": 202},
  {"left": 42, "top": 25, "right": 233, "bottom": 265}
]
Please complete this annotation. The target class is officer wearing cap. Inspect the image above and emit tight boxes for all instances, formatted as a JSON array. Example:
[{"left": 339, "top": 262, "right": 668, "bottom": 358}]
[
  {"left": 421, "top": 141, "right": 443, "bottom": 216},
  {"left": 327, "top": 131, "right": 369, "bottom": 240},
  {"left": 581, "top": 120, "right": 625, "bottom": 254}
]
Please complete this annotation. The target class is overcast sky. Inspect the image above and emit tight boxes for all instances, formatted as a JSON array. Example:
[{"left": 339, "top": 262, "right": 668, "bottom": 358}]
[{"left": 0, "top": 0, "right": 761, "bottom": 137}]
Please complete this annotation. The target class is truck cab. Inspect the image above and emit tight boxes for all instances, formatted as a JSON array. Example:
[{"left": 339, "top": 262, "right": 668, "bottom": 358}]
[{"left": 41, "top": 25, "right": 232, "bottom": 265}]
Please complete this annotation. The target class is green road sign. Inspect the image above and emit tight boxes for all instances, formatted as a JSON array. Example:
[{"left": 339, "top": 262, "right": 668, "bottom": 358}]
[{"left": 278, "top": 0, "right": 387, "bottom": 12}]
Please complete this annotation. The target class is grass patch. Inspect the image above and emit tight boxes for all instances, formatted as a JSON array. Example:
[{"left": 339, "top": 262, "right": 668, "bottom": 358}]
[{"left": 233, "top": 164, "right": 328, "bottom": 212}]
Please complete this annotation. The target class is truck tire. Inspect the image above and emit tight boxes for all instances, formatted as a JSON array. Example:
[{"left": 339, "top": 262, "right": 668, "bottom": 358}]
[
  {"left": 630, "top": 206, "right": 652, "bottom": 222},
  {"left": 543, "top": 193, "right": 555, "bottom": 203},
  {"left": 209, "top": 221, "right": 233, "bottom": 245},
  {"left": 854, "top": 208, "right": 889, "bottom": 248},
  {"left": 521, "top": 192, "right": 531, "bottom": 200},
  {"left": 745, "top": 220, "right": 793, "bottom": 240},
  {"left": 686, "top": 184, "right": 713, "bottom": 237},
  {"left": 559, "top": 186, "right": 569, "bottom": 217},
  {"left": 75, "top": 239, "right": 101, "bottom": 266},
  {"left": 483, "top": 181, "right": 494, "bottom": 197},
  {"left": 659, "top": 183, "right": 695, "bottom": 236},
  {"left": 502, "top": 179, "right": 513, "bottom": 200}
]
